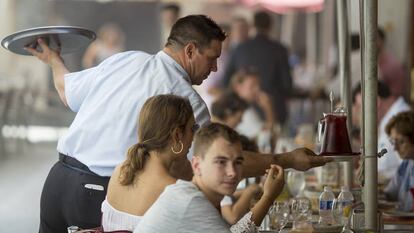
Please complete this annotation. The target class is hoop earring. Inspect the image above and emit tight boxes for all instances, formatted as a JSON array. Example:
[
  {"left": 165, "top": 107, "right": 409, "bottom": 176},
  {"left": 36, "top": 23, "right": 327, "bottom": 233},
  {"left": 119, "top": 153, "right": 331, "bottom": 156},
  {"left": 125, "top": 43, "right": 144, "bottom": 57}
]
[{"left": 171, "top": 141, "right": 184, "bottom": 154}]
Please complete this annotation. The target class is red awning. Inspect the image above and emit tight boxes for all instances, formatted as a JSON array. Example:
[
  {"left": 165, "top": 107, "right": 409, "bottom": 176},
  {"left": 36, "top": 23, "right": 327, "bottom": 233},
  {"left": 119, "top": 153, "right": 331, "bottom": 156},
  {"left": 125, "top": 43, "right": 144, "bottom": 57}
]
[{"left": 241, "top": 0, "right": 324, "bottom": 14}]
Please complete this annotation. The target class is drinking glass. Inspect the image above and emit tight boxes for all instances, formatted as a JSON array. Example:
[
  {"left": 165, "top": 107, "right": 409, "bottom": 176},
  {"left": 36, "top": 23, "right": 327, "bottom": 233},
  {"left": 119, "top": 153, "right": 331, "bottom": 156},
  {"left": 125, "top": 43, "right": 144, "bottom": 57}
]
[
  {"left": 298, "top": 198, "right": 311, "bottom": 213},
  {"left": 332, "top": 198, "right": 344, "bottom": 225},
  {"left": 290, "top": 198, "right": 300, "bottom": 221},
  {"left": 286, "top": 170, "right": 306, "bottom": 197},
  {"left": 269, "top": 201, "right": 290, "bottom": 232}
]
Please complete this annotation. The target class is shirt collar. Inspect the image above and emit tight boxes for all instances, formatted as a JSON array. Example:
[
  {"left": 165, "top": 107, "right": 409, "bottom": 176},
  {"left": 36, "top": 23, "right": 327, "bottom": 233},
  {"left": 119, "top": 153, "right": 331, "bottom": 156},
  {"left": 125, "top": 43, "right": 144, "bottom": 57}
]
[{"left": 156, "top": 51, "right": 191, "bottom": 83}]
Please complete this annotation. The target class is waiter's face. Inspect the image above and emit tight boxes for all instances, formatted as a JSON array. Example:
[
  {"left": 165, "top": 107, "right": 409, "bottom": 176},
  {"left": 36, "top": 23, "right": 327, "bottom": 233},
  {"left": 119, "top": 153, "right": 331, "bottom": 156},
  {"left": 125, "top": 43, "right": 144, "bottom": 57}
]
[{"left": 188, "top": 40, "right": 221, "bottom": 85}]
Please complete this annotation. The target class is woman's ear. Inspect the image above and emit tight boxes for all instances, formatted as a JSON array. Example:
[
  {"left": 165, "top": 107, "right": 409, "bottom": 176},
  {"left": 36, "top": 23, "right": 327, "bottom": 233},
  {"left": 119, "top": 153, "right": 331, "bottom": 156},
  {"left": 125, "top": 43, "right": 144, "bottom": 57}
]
[{"left": 171, "top": 127, "right": 183, "bottom": 144}]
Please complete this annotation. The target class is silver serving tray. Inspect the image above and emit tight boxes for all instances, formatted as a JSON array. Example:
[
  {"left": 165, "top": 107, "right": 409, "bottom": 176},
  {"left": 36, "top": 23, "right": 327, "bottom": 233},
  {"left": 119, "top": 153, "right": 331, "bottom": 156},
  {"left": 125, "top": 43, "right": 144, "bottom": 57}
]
[{"left": 1, "top": 26, "right": 96, "bottom": 56}]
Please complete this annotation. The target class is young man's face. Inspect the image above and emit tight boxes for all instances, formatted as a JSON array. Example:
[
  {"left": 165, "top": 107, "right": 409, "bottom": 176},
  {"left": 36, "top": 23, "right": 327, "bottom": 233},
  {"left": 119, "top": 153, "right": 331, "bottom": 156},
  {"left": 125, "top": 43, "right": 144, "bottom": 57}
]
[{"left": 193, "top": 137, "right": 243, "bottom": 196}]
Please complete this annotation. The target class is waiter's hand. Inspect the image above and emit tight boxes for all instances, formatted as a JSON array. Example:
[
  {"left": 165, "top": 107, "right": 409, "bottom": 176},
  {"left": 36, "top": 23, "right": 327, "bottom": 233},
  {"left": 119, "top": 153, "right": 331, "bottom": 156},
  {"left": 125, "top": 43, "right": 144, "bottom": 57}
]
[
  {"left": 286, "top": 148, "right": 333, "bottom": 171},
  {"left": 25, "top": 38, "right": 69, "bottom": 106},
  {"left": 25, "top": 38, "right": 64, "bottom": 68}
]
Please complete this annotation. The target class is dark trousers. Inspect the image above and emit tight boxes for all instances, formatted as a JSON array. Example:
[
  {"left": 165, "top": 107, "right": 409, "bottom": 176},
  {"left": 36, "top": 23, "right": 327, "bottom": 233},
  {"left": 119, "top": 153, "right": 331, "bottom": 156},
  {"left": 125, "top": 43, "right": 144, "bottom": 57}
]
[{"left": 39, "top": 154, "right": 110, "bottom": 233}]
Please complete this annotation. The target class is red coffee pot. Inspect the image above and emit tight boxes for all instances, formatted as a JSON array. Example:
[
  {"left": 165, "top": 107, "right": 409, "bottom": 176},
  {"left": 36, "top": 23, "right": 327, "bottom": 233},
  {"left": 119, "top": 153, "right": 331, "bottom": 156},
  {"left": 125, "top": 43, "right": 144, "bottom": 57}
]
[{"left": 318, "top": 107, "right": 353, "bottom": 155}]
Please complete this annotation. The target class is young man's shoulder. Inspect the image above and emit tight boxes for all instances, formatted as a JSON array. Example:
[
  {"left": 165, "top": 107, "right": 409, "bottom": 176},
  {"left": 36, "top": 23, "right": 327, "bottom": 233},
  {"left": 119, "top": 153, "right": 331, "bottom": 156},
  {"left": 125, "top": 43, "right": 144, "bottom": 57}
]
[{"left": 164, "top": 180, "right": 204, "bottom": 200}]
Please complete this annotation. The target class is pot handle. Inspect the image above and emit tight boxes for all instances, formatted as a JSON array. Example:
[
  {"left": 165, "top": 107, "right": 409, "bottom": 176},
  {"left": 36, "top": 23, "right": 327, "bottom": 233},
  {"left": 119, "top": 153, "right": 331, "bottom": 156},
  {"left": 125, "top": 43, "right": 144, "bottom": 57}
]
[{"left": 317, "top": 118, "right": 325, "bottom": 143}]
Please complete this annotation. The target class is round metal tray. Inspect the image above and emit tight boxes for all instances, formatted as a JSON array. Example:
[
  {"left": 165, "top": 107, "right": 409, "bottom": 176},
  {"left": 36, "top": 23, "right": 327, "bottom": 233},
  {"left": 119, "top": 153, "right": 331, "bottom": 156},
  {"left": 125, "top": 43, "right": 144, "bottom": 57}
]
[{"left": 1, "top": 26, "right": 96, "bottom": 56}]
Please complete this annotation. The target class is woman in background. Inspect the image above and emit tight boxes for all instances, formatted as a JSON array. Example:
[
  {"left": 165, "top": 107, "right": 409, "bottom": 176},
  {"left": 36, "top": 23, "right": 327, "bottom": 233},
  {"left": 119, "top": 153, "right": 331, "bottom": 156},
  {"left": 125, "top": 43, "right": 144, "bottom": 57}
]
[
  {"left": 82, "top": 23, "right": 125, "bottom": 68},
  {"left": 384, "top": 111, "right": 414, "bottom": 212}
]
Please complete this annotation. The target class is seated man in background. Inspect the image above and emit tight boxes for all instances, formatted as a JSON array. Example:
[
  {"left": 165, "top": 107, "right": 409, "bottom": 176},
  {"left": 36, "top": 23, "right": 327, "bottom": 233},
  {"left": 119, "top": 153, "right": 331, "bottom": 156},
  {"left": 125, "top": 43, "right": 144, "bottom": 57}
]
[
  {"left": 135, "top": 123, "right": 285, "bottom": 233},
  {"left": 384, "top": 111, "right": 414, "bottom": 212}
]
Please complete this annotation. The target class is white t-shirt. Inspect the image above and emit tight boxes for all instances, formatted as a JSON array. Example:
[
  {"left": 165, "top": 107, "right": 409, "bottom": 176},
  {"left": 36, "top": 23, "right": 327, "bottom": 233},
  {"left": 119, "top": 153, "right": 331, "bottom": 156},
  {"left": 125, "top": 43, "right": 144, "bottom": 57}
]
[
  {"left": 236, "top": 107, "right": 263, "bottom": 139},
  {"left": 134, "top": 180, "right": 231, "bottom": 233},
  {"left": 378, "top": 97, "right": 411, "bottom": 179},
  {"left": 57, "top": 51, "right": 210, "bottom": 176},
  {"left": 220, "top": 195, "right": 234, "bottom": 207}
]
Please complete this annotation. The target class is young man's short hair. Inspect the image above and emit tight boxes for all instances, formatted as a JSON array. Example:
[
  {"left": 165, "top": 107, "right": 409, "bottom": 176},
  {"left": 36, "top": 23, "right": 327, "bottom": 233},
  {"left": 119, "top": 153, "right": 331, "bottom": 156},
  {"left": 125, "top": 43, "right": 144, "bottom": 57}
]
[{"left": 193, "top": 123, "right": 241, "bottom": 158}]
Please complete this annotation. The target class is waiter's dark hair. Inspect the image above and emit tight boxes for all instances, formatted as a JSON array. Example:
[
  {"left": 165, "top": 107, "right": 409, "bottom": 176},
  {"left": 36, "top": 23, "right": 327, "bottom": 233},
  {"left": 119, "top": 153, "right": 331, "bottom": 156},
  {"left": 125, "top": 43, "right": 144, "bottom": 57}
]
[
  {"left": 119, "top": 94, "right": 193, "bottom": 185},
  {"left": 166, "top": 14, "right": 226, "bottom": 50}
]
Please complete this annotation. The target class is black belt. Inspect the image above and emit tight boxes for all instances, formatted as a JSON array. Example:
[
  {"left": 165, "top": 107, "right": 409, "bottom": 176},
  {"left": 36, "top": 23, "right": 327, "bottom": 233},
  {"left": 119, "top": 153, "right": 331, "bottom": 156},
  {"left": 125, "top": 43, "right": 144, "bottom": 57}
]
[{"left": 59, "top": 153, "right": 101, "bottom": 177}]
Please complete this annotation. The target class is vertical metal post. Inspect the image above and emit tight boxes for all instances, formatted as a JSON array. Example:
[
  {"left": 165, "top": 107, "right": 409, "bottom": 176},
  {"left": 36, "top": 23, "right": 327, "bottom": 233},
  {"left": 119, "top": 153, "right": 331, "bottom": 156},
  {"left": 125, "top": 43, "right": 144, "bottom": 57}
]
[
  {"left": 336, "top": 0, "right": 353, "bottom": 189},
  {"left": 363, "top": 0, "right": 378, "bottom": 231}
]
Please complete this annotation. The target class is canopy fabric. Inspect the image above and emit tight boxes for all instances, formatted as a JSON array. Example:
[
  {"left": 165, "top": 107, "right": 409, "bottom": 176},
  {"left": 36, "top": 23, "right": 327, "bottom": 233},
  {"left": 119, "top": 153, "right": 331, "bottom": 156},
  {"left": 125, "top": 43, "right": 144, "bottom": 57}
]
[{"left": 241, "top": 0, "right": 324, "bottom": 13}]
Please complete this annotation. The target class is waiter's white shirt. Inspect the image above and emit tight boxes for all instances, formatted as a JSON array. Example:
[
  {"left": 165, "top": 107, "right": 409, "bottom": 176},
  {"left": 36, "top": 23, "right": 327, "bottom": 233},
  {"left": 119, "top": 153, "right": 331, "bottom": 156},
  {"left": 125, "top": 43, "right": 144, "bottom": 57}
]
[{"left": 57, "top": 51, "right": 210, "bottom": 176}]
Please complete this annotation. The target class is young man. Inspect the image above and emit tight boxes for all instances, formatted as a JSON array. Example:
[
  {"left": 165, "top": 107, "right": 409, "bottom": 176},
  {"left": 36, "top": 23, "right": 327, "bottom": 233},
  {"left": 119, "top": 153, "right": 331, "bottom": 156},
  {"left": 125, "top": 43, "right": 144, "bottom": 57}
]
[
  {"left": 27, "top": 15, "right": 329, "bottom": 232},
  {"left": 135, "top": 123, "right": 285, "bottom": 233}
]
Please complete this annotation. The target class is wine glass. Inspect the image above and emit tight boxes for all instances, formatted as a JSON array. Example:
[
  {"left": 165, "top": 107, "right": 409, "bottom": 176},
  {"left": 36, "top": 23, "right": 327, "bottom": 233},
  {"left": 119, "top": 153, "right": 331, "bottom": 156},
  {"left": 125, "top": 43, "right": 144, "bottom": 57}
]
[
  {"left": 286, "top": 170, "right": 306, "bottom": 197},
  {"left": 298, "top": 197, "right": 312, "bottom": 221},
  {"left": 290, "top": 198, "right": 300, "bottom": 221},
  {"left": 332, "top": 198, "right": 344, "bottom": 225},
  {"left": 269, "top": 201, "right": 290, "bottom": 232}
]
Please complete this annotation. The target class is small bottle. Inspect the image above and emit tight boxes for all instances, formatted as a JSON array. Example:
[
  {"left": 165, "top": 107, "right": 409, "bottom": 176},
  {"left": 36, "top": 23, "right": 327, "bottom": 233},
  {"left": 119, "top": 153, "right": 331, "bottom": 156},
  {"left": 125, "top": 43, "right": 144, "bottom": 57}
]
[
  {"left": 336, "top": 186, "right": 354, "bottom": 225},
  {"left": 319, "top": 186, "right": 335, "bottom": 225}
]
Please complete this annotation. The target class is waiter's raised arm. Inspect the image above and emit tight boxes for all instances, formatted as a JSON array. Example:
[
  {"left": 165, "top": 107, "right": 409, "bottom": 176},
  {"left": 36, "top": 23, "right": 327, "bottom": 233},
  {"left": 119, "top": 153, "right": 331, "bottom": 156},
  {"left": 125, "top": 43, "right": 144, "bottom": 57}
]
[{"left": 25, "top": 38, "right": 69, "bottom": 106}]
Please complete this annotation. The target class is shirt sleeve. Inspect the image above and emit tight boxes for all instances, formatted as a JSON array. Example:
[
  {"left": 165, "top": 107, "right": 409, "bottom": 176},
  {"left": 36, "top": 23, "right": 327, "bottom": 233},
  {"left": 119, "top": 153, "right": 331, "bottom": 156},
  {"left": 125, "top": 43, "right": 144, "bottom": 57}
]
[
  {"left": 230, "top": 211, "right": 259, "bottom": 233},
  {"left": 190, "top": 92, "right": 211, "bottom": 127},
  {"left": 64, "top": 66, "right": 99, "bottom": 112},
  {"left": 384, "top": 164, "right": 402, "bottom": 201},
  {"left": 220, "top": 195, "right": 234, "bottom": 207}
]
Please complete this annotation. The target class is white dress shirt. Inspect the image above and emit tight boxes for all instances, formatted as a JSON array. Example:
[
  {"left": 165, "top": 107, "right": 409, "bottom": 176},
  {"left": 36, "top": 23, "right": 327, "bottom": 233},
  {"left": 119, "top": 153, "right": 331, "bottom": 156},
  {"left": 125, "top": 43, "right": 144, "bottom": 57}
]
[{"left": 57, "top": 51, "right": 210, "bottom": 176}]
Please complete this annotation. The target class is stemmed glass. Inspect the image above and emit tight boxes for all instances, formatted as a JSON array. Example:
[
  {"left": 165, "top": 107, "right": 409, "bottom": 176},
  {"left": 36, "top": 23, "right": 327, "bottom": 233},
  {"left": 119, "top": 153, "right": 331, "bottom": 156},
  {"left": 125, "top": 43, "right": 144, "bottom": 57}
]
[
  {"left": 332, "top": 199, "right": 355, "bottom": 233},
  {"left": 297, "top": 198, "right": 312, "bottom": 221},
  {"left": 286, "top": 170, "right": 306, "bottom": 197},
  {"left": 269, "top": 201, "right": 290, "bottom": 232},
  {"left": 290, "top": 198, "right": 300, "bottom": 221},
  {"left": 332, "top": 198, "right": 344, "bottom": 225}
]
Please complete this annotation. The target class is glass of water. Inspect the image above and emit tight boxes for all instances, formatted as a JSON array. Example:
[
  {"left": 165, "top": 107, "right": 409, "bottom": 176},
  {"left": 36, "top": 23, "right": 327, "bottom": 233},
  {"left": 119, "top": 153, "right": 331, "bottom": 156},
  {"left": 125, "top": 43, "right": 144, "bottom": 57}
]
[{"left": 269, "top": 201, "right": 290, "bottom": 232}]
